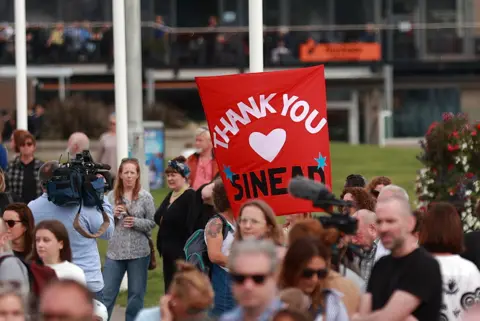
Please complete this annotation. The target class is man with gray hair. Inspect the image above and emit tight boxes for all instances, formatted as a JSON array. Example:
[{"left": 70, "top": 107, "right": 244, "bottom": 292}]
[
  {"left": 186, "top": 126, "right": 218, "bottom": 190},
  {"left": 220, "top": 239, "right": 283, "bottom": 321},
  {"left": 67, "top": 132, "right": 90, "bottom": 157},
  {"left": 377, "top": 184, "right": 409, "bottom": 202},
  {"left": 352, "top": 209, "right": 389, "bottom": 284},
  {"left": 0, "top": 218, "right": 29, "bottom": 292},
  {"left": 353, "top": 196, "right": 442, "bottom": 321}
]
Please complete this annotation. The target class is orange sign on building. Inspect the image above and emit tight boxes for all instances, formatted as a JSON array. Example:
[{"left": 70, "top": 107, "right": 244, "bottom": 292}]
[{"left": 299, "top": 41, "right": 381, "bottom": 62}]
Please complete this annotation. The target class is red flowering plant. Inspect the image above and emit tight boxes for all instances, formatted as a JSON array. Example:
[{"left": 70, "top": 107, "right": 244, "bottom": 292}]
[{"left": 416, "top": 112, "right": 480, "bottom": 232}]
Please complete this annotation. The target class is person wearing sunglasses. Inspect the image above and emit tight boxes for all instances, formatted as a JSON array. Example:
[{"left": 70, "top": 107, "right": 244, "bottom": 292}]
[
  {"left": 1, "top": 203, "right": 35, "bottom": 260},
  {"left": 365, "top": 176, "right": 391, "bottom": 200},
  {"left": 278, "top": 236, "right": 349, "bottom": 321},
  {"left": 220, "top": 239, "right": 283, "bottom": 321},
  {"left": 5, "top": 131, "right": 44, "bottom": 204},
  {"left": 135, "top": 261, "right": 214, "bottom": 321}
]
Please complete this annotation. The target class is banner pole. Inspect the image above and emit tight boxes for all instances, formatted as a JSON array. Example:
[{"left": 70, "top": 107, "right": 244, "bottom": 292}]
[{"left": 248, "top": 0, "right": 264, "bottom": 73}]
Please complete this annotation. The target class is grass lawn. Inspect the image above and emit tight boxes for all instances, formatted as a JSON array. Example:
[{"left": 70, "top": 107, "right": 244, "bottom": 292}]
[{"left": 97, "top": 142, "right": 421, "bottom": 307}]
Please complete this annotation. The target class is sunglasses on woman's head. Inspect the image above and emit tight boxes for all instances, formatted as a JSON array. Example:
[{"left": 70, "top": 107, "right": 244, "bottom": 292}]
[
  {"left": 301, "top": 268, "right": 329, "bottom": 279},
  {"left": 230, "top": 273, "right": 269, "bottom": 285},
  {"left": 121, "top": 157, "right": 139, "bottom": 163},
  {"left": 4, "top": 220, "right": 22, "bottom": 228}
]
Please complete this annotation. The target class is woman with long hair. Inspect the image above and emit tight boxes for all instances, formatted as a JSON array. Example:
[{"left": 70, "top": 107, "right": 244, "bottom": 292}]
[
  {"left": 103, "top": 158, "right": 156, "bottom": 321},
  {"left": 204, "top": 177, "right": 236, "bottom": 316},
  {"left": 155, "top": 156, "right": 197, "bottom": 291},
  {"left": 419, "top": 202, "right": 480, "bottom": 320},
  {"left": 235, "top": 199, "right": 285, "bottom": 259},
  {"left": 31, "top": 220, "right": 86, "bottom": 285},
  {"left": 135, "top": 261, "right": 214, "bottom": 321},
  {"left": 278, "top": 236, "right": 349, "bottom": 320},
  {"left": 1, "top": 203, "right": 34, "bottom": 260}
]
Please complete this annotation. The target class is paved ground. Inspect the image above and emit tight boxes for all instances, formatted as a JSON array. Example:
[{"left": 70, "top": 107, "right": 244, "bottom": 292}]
[{"left": 111, "top": 306, "right": 126, "bottom": 321}]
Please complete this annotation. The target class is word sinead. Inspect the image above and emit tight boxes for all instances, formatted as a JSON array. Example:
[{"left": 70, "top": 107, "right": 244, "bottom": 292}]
[{"left": 213, "top": 94, "right": 327, "bottom": 149}]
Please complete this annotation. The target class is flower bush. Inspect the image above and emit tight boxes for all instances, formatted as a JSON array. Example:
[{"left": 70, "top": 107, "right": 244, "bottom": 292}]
[{"left": 416, "top": 112, "right": 480, "bottom": 232}]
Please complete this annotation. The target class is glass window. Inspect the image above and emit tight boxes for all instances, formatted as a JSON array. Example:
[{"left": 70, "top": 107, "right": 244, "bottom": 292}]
[
  {"left": 393, "top": 88, "right": 460, "bottom": 137},
  {"left": 26, "top": 0, "right": 60, "bottom": 22},
  {"left": 0, "top": 2, "right": 13, "bottom": 22},
  {"left": 425, "top": 0, "right": 464, "bottom": 54},
  {"left": 60, "top": 0, "right": 106, "bottom": 21}
]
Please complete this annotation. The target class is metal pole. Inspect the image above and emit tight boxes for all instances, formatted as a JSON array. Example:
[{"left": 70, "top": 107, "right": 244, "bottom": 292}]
[
  {"left": 15, "top": 0, "right": 28, "bottom": 130},
  {"left": 59, "top": 77, "right": 66, "bottom": 101},
  {"left": 125, "top": 0, "right": 149, "bottom": 192},
  {"left": 248, "top": 0, "right": 264, "bottom": 72},
  {"left": 113, "top": 0, "right": 129, "bottom": 162},
  {"left": 380, "top": 64, "right": 394, "bottom": 147}
]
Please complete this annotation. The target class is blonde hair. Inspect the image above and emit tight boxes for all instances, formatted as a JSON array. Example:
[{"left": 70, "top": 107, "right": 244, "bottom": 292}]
[{"left": 169, "top": 261, "right": 214, "bottom": 310}]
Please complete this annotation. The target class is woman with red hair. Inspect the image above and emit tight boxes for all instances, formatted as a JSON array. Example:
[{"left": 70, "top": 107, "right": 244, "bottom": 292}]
[{"left": 102, "top": 158, "right": 156, "bottom": 321}]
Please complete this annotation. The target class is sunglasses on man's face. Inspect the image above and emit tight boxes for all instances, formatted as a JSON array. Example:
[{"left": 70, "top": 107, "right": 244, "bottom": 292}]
[
  {"left": 301, "top": 268, "right": 329, "bottom": 279},
  {"left": 4, "top": 220, "right": 22, "bottom": 228},
  {"left": 20, "top": 141, "right": 34, "bottom": 147},
  {"left": 230, "top": 273, "right": 270, "bottom": 285}
]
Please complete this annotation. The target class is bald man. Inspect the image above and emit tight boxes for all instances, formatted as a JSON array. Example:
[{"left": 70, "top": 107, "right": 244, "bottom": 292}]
[
  {"left": 353, "top": 197, "right": 442, "bottom": 321},
  {"left": 67, "top": 132, "right": 90, "bottom": 157},
  {"left": 377, "top": 184, "right": 409, "bottom": 202},
  {"left": 352, "top": 210, "right": 389, "bottom": 283}
]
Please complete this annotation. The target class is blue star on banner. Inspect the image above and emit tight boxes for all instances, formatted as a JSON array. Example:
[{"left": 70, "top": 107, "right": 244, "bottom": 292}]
[
  {"left": 314, "top": 153, "right": 328, "bottom": 170},
  {"left": 223, "top": 165, "right": 236, "bottom": 182}
]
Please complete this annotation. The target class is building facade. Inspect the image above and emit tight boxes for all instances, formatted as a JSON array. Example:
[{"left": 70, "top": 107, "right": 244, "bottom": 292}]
[{"left": 0, "top": 0, "right": 480, "bottom": 143}]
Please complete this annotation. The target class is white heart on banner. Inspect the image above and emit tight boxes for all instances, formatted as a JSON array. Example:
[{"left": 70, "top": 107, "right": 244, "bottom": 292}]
[{"left": 248, "top": 128, "right": 287, "bottom": 162}]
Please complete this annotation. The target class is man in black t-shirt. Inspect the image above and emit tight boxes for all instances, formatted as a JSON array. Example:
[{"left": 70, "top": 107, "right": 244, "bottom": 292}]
[{"left": 353, "top": 196, "right": 442, "bottom": 321}]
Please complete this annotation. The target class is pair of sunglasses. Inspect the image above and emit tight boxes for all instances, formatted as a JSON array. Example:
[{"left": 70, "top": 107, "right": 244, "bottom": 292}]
[
  {"left": 21, "top": 142, "right": 34, "bottom": 147},
  {"left": 230, "top": 273, "right": 270, "bottom": 285},
  {"left": 301, "top": 268, "right": 329, "bottom": 279},
  {"left": 4, "top": 220, "right": 22, "bottom": 228}
]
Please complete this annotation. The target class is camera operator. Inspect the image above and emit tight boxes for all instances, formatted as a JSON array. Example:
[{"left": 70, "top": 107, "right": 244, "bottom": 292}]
[{"left": 28, "top": 160, "right": 115, "bottom": 301}]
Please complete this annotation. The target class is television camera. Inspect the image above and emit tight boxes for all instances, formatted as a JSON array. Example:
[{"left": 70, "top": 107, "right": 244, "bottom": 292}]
[
  {"left": 46, "top": 150, "right": 113, "bottom": 239},
  {"left": 288, "top": 176, "right": 362, "bottom": 269}
]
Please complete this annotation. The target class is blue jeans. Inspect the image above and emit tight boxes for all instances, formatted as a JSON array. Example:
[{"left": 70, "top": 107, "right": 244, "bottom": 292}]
[
  {"left": 210, "top": 264, "right": 235, "bottom": 316},
  {"left": 102, "top": 255, "right": 150, "bottom": 321},
  {"left": 94, "top": 290, "right": 104, "bottom": 303}
]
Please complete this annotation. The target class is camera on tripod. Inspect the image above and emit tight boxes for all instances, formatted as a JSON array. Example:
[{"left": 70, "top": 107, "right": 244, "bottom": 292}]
[{"left": 46, "top": 150, "right": 113, "bottom": 239}]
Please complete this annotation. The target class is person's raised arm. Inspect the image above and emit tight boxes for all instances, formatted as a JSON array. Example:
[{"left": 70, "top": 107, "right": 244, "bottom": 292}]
[{"left": 205, "top": 217, "right": 228, "bottom": 267}]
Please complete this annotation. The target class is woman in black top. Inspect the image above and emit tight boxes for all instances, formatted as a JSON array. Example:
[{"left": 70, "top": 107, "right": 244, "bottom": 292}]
[{"left": 154, "top": 156, "right": 198, "bottom": 291}]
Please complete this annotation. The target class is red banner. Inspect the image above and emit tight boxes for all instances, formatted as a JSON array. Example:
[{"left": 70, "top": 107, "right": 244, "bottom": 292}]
[{"left": 196, "top": 66, "right": 331, "bottom": 216}]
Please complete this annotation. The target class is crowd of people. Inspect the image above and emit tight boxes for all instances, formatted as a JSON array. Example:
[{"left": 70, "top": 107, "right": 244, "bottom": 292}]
[
  {"left": 0, "top": 18, "right": 378, "bottom": 67},
  {"left": 0, "top": 125, "right": 479, "bottom": 321}
]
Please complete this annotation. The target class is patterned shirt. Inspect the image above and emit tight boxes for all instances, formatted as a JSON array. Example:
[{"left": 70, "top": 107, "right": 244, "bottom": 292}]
[
  {"left": 6, "top": 157, "right": 43, "bottom": 202},
  {"left": 106, "top": 189, "right": 156, "bottom": 260},
  {"left": 220, "top": 297, "right": 284, "bottom": 321}
]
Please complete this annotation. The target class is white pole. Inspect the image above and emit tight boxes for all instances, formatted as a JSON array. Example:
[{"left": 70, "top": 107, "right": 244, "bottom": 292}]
[
  {"left": 125, "top": 0, "right": 149, "bottom": 192},
  {"left": 248, "top": 0, "right": 264, "bottom": 72},
  {"left": 113, "top": 0, "right": 129, "bottom": 162},
  {"left": 15, "top": 0, "right": 28, "bottom": 130}
]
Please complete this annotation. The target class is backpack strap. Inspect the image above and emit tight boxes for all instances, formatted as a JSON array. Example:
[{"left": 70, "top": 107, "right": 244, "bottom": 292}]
[{"left": 73, "top": 178, "right": 110, "bottom": 239}]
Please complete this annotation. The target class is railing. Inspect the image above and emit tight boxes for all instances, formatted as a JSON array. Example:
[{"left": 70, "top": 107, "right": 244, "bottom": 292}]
[{"left": 1, "top": 22, "right": 480, "bottom": 67}]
